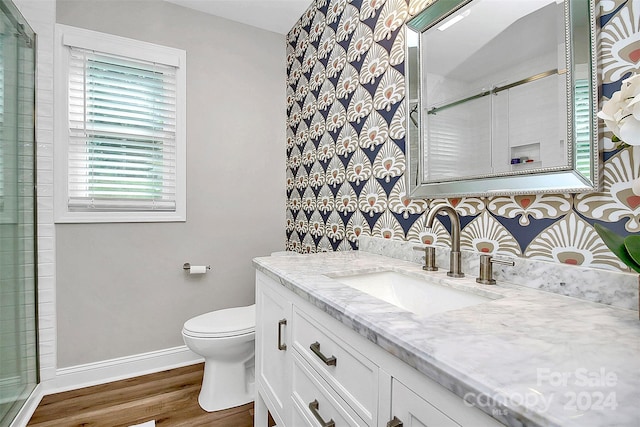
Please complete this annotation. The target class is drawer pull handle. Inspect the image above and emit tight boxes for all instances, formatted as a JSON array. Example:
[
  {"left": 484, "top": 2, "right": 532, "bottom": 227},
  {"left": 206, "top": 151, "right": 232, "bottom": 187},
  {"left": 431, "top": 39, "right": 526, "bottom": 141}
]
[
  {"left": 310, "top": 341, "right": 337, "bottom": 366},
  {"left": 387, "top": 416, "right": 403, "bottom": 427},
  {"left": 277, "top": 319, "right": 287, "bottom": 351},
  {"left": 309, "top": 399, "right": 335, "bottom": 427}
]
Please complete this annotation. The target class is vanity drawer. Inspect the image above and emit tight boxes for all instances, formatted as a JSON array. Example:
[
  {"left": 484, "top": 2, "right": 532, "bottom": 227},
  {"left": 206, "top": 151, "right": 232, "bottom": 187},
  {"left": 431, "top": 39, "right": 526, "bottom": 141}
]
[
  {"left": 291, "top": 351, "right": 368, "bottom": 427},
  {"left": 292, "top": 307, "right": 377, "bottom": 424}
]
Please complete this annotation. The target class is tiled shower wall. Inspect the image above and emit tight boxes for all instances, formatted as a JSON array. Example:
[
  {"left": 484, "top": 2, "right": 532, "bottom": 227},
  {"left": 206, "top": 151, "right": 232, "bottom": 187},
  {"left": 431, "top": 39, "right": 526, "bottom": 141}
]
[
  {"left": 284, "top": 0, "right": 640, "bottom": 273},
  {"left": 14, "top": 0, "right": 57, "bottom": 383},
  {"left": 0, "top": 16, "right": 36, "bottom": 399}
]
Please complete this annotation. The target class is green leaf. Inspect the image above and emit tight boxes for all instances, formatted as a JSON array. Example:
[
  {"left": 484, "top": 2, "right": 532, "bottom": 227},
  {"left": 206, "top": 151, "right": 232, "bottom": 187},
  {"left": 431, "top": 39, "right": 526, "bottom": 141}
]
[
  {"left": 594, "top": 223, "right": 640, "bottom": 273},
  {"left": 624, "top": 235, "right": 640, "bottom": 266}
]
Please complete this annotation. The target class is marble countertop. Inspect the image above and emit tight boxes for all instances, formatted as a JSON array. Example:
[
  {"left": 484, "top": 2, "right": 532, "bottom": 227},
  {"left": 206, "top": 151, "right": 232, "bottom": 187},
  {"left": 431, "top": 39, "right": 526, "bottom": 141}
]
[{"left": 253, "top": 251, "right": 640, "bottom": 427}]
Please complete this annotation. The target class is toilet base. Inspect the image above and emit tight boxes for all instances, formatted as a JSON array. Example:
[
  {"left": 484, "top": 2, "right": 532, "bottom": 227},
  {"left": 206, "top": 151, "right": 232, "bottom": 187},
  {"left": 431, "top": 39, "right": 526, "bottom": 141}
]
[{"left": 198, "top": 356, "right": 255, "bottom": 412}]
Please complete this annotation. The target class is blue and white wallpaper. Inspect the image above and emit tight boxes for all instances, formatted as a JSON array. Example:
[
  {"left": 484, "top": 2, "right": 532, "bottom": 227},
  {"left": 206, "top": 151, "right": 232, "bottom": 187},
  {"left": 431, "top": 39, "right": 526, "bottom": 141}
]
[{"left": 285, "top": 0, "right": 640, "bottom": 273}]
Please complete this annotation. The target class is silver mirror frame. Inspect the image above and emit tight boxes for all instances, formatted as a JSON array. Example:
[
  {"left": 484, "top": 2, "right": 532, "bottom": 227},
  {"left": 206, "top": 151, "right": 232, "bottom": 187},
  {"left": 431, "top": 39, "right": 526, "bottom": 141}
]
[{"left": 405, "top": 0, "right": 599, "bottom": 199}]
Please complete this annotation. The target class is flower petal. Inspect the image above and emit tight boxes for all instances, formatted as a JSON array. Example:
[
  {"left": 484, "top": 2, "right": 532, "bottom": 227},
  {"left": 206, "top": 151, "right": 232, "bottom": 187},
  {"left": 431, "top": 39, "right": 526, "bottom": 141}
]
[
  {"left": 619, "top": 116, "right": 640, "bottom": 145},
  {"left": 622, "top": 73, "right": 640, "bottom": 92},
  {"left": 628, "top": 94, "right": 640, "bottom": 120}
]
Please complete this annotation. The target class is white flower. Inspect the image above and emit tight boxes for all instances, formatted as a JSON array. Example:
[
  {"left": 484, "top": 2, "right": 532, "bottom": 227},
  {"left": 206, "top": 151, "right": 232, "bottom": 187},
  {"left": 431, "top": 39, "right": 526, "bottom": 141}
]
[
  {"left": 598, "top": 74, "right": 640, "bottom": 146},
  {"left": 598, "top": 90, "right": 625, "bottom": 137}
]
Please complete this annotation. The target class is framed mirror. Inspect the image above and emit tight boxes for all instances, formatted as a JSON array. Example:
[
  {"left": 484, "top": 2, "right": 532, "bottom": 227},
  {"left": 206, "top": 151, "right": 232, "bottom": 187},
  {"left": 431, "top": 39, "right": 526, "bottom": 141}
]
[{"left": 405, "top": 0, "right": 598, "bottom": 198}]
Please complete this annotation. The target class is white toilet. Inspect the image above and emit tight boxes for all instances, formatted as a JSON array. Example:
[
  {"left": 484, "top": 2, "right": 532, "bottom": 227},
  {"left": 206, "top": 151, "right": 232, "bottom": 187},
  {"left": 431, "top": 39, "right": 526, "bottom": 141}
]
[{"left": 182, "top": 304, "right": 255, "bottom": 412}]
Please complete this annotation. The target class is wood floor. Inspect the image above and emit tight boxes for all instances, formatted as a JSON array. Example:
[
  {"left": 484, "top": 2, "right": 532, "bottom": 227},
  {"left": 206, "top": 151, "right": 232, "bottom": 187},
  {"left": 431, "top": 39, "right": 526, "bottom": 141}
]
[{"left": 27, "top": 363, "right": 257, "bottom": 427}]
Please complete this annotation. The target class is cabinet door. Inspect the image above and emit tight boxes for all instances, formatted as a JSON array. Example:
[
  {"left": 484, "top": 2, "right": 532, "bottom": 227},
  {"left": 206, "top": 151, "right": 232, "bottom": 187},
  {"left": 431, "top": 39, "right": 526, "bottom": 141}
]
[
  {"left": 389, "top": 379, "right": 459, "bottom": 427},
  {"left": 256, "top": 271, "right": 292, "bottom": 425}
]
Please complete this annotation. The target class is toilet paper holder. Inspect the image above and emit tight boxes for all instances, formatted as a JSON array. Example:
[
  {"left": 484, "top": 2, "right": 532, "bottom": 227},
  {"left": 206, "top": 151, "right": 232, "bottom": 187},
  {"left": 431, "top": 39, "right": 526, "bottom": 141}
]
[{"left": 183, "top": 263, "right": 211, "bottom": 271}]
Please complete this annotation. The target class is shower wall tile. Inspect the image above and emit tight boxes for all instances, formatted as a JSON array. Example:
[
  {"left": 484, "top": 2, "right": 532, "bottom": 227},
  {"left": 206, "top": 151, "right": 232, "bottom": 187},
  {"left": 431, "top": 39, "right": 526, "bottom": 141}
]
[
  {"left": 0, "top": 2, "right": 41, "bottom": 413},
  {"left": 14, "top": 0, "right": 57, "bottom": 382},
  {"left": 284, "top": 0, "right": 640, "bottom": 274}
]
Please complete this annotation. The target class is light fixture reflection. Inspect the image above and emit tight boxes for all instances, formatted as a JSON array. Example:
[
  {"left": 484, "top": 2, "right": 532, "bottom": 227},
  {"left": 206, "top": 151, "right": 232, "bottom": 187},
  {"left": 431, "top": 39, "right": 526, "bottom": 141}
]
[{"left": 437, "top": 9, "right": 471, "bottom": 31}]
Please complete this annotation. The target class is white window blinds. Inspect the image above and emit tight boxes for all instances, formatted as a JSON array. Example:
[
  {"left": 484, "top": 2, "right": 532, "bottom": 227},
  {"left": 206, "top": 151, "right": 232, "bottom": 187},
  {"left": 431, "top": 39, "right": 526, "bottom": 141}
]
[
  {"left": 67, "top": 47, "right": 178, "bottom": 212},
  {"left": 574, "top": 79, "right": 592, "bottom": 178}
]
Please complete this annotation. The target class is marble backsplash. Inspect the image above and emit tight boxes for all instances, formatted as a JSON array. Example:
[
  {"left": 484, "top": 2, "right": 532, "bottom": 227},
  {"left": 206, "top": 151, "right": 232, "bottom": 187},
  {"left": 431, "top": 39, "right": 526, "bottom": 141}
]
[{"left": 358, "top": 236, "right": 639, "bottom": 312}]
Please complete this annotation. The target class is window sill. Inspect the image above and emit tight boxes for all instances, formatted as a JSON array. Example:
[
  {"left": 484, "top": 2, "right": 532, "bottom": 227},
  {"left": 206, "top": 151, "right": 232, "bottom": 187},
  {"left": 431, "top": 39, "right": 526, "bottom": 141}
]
[{"left": 54, "top": 210, "right": 186, "bottom": 224}]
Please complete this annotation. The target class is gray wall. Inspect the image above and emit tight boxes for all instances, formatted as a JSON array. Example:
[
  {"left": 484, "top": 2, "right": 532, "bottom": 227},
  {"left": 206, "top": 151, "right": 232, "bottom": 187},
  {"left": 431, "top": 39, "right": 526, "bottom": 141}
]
[{"left": 56, "top": 0, "right": 286, "bottom": 368}]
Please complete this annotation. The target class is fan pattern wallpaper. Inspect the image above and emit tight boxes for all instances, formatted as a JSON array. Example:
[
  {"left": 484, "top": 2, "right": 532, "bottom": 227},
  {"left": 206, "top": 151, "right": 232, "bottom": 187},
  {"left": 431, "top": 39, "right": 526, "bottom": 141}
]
[{"left": 285, "top": 0, "right": 640, "bottom": 273}]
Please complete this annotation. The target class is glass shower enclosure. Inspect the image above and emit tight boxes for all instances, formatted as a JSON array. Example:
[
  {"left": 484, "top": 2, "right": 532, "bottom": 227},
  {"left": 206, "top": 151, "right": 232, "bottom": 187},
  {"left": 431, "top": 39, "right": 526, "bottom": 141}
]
[{"left": 0, "top": 0, "right": 37, "bottom": 425}]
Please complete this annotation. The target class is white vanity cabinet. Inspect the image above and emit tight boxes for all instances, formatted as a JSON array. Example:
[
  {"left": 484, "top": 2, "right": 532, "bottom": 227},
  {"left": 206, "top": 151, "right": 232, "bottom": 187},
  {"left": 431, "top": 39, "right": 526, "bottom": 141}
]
[
  {"left": 292, "top": 307, "right": 378, "bottom": 425},
  {"left": 290, "top": 305, "right": 379, "bottom": 426},
  {"left": 390, "top": 379, "right": 461, "bottom": 427},
  {"left": 291, "top": 350, "right": 368, "bottom": 427},
  {"left": 255, "top": 272, "right": 292, "bottom": 427},
  {"left": 254, "top": 270, "right": 504, "bottom": 427}
]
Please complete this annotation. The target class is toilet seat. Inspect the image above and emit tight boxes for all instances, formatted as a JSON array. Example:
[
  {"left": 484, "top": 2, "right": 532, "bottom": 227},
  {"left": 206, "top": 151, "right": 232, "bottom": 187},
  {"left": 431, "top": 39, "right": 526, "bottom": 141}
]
[{"left": 183, "top": 304, "right": 255, "bottom": 338}]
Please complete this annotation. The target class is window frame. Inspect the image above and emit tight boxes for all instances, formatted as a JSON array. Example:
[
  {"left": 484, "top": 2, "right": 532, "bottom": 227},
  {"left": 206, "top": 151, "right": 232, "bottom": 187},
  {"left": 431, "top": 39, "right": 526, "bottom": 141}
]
[{"left": 54, "top": 24, "right": 186, "bottom": 223}]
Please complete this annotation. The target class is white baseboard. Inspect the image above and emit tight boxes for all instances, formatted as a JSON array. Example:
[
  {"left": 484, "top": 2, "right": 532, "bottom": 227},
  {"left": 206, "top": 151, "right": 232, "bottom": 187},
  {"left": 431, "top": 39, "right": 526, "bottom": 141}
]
[{"left": 44, "top": 345, "right": 203, "bottom": 395}]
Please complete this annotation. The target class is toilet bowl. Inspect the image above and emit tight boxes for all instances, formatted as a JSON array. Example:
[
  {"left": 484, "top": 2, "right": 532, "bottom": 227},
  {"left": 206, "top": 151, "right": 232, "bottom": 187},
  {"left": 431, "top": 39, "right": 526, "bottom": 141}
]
[{"left": 182, "top": 304, "right": 255, "bottom": 412}]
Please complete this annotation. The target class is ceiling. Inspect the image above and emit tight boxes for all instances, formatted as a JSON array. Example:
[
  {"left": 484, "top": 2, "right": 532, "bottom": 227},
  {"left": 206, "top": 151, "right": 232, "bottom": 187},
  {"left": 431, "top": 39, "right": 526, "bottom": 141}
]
[{"left": 164, "top": 0, "right": 313, "bottom": 35}]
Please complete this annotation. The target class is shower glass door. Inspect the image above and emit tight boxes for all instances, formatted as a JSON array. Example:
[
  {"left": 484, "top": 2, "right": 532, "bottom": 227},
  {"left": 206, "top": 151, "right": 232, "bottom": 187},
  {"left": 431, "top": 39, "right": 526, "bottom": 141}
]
[{"left": 0, "top": 0, "right": 37, "bottom": 425}]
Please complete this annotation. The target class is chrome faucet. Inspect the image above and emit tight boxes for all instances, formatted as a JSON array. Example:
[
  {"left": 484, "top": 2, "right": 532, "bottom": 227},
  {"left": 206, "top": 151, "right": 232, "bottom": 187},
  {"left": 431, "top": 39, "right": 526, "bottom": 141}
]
[{"left": 424, "top": 205, "right": 464, "bottom": 278}]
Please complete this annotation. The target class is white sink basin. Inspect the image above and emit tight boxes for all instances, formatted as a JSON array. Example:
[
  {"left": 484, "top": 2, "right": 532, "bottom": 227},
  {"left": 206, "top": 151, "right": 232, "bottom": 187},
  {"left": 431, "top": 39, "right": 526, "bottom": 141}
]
[{"left": 329, "top": 270, "right": 496, "bottom": 317}]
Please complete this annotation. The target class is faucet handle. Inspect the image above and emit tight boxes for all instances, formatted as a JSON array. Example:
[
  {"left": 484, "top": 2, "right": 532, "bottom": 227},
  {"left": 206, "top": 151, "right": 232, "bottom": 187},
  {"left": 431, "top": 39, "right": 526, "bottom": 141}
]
[
  {"left": 413, "top": 245, "right": 438, "bottom": 271},
  {"left": 476, "top": 254, "right": 515, "bottom": 285}
]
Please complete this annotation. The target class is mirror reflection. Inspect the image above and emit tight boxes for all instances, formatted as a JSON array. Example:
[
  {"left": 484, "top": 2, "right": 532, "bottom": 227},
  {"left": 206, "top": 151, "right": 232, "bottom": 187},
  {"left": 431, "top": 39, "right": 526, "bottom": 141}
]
[{"left": 406, "top": 0, "right": 598, "bottom": 198}]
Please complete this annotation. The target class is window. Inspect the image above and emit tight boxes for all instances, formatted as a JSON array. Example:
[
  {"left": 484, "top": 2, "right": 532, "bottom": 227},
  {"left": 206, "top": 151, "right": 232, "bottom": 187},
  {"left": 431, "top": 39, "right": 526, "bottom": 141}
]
[
  {"left": 54, "top": 25, "right": 186, "bottom": 222},
  {"left": 574, "top": 78, "right": 592, "bottom": 178}
]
